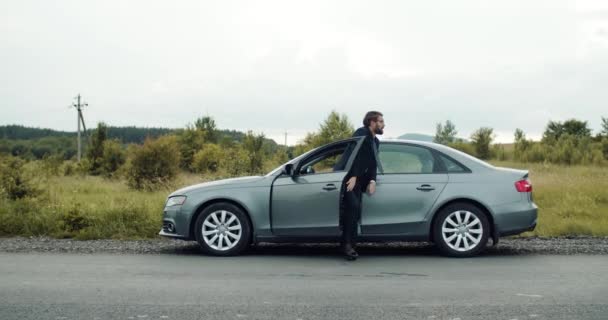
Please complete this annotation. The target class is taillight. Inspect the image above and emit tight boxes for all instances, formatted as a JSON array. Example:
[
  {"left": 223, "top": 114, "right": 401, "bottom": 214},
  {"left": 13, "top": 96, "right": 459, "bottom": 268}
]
[{"left": 515, "top": 179, "right": 532, "bottom": 192}]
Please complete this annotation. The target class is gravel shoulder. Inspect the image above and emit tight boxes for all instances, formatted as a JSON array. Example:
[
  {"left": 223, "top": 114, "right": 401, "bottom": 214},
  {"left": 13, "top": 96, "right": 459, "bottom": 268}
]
[{"left": 0, "top": 236, "right": 607, "bottom": 255}]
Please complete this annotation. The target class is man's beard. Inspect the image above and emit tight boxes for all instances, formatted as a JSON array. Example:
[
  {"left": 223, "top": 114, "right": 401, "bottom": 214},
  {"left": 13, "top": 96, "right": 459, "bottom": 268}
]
[{"left": 374, "top": 127, "right": 384, "bottom": 135}]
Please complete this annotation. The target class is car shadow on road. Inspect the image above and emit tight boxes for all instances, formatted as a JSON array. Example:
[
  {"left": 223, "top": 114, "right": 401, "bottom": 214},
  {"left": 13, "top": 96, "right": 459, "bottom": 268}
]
[{"left": 158, "top": 241, "right": 531, "bottom": 258}]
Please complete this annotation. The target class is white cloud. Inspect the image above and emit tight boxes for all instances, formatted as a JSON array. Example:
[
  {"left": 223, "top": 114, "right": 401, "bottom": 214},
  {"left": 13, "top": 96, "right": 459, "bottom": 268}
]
[{"left": 0, "top": 0, "right": 607, "bottom": 145}]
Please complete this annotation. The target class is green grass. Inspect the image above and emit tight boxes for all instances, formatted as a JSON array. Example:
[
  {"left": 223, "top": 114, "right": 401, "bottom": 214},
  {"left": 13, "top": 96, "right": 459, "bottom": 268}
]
[
  {"left": 0, "top": 171, "right": 205, "bottom": 240},
  {"left": 1, "top": 161, "right": 607, "bottom": 239},
  {"left": 490, "top": 161, "right": 608, "bottom": 237}
]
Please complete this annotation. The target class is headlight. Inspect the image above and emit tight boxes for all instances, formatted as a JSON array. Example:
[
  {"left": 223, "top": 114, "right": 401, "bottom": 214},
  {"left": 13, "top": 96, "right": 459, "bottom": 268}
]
[{"left": 166, "top": 195, "right": 187, "bottom": 207}]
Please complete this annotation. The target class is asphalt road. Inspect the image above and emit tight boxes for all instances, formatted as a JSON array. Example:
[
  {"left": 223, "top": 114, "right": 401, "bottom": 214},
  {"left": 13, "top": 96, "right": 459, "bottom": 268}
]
[{"left": 0, "top": 251, "right": 607, "bottom": 320}]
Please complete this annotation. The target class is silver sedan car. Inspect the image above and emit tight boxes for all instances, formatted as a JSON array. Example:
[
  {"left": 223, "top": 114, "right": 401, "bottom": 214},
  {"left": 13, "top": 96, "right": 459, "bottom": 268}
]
[{"left": 160, "top": 136, "right": 538, "bottom": 257}]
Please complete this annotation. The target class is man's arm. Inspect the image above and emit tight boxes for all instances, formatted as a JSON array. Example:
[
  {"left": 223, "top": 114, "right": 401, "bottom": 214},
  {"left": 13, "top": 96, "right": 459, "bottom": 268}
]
[
  {"left": 348, "top": 128, "right": 368, "bottom": 178},
  {"left": 370, "top": 139, "right": 379, "bottom": 182},
  {"left": 369, "top": 160, "right": 377, "bottom": 182},
  {"left": 349, "top": 142, "right": 365, "bottom": 178}
]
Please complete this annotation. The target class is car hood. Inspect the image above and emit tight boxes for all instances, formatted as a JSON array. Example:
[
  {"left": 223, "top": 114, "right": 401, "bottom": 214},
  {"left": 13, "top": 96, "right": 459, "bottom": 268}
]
[{"left": 169, "top": 176, "right": 266, "bottom": 196}]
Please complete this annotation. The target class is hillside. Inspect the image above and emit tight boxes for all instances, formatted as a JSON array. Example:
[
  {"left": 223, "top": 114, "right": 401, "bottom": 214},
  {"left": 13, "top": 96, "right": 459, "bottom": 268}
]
[{"left": 0, "top": 124, "right": 278, "bottom": 160}]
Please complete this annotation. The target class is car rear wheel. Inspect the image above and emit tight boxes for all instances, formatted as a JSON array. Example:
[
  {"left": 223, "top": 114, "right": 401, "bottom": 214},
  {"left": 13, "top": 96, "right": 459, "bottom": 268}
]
[
  {"left": 194, "top": 202, "right": 251, "bottom": 256},
  {"left": 433, "top": 202, "right": 490, "bottom": 257}
]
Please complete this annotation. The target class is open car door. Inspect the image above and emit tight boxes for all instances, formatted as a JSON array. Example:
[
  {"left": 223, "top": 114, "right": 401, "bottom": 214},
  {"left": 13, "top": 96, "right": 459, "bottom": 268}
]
[{"left": 270, "top": 136, "right": 365, "bottom": 236}]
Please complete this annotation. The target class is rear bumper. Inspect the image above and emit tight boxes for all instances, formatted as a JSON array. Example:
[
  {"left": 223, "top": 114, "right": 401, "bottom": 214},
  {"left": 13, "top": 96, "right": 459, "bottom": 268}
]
[
  {"left": 498, "top": 220, "right": 537, "bottom": 237},
  {"left": 494, "top": 202, "right": 538, "bottom": 237}
]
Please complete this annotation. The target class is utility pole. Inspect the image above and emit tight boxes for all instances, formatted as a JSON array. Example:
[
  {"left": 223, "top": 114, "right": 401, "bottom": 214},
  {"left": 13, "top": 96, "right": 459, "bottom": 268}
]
[{"left": 71, "top": 94, "right": 88, "bottom": 162}]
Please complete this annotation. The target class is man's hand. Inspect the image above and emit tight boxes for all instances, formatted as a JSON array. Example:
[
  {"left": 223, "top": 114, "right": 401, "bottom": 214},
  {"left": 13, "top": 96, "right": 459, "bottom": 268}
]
[
  {"left": 366, "top": 180, "right": 376, "bottom": 195},
  {"left": 346, "top": 176, "right": 357, "bottom": 192}
]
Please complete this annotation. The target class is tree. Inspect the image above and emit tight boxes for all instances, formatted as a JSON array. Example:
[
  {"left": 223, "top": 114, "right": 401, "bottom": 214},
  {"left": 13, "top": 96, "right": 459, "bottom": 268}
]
[
  {"left": 294, "top": 110, "right": 354, "bottom": 155},
  {"left": 195, "top": 116, "right": 219, "bottom": 143},
  {"left": 514, "top": 128, "right": 531, "bottom": 161},
  {"left": 317, "top": 110, "right": 354, "bottom": 144},
  {"left": 562, "top": 119, "right": 592, "bottom": 137},
  {"left": 86, "top": 122, "right": 108, "bottom": 175},
  {"left": 601, "top": 117, "right": 608, "bottom": 137},
  {"left": 433, "top": 120, "right": 458, "bottom": 145},
  {"left": 542, "top": 119, "right": 591, "bottom": 143},
  {"left": 470, "top": 127, "right": 495, "bottom": 159}
]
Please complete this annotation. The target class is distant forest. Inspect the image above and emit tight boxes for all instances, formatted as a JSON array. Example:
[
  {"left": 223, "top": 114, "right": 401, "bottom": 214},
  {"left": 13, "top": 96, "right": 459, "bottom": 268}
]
[{"left": 0, "top": 124, "right": 278, "bottom": 160}]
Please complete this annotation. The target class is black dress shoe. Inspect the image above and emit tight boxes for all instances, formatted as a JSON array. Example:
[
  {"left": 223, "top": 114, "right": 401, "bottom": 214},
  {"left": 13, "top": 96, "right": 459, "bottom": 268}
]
[
  {"left": 344, "top": 254, "right": 356, "bottom": 260},
  {"left": 344, "top": 249, "right": 358, "bottom": 260},
  {"left": 342, "top": 244, "right": 359, "bottom": 260}
]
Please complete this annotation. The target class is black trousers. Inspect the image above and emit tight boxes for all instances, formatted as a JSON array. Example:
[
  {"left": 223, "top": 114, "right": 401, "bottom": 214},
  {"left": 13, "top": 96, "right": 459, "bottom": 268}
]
[{"left": 341, "top": 181, "right": 362, "bottom": 246}]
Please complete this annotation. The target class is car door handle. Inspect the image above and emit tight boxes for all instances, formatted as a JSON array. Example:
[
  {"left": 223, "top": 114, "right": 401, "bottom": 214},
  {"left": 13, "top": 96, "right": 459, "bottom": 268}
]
[
  {"left": 416, "top": 184, "right": 435, "bottom": 191},
  {"left": 322, "top": 184, "right": 337, "bottom": 191}
]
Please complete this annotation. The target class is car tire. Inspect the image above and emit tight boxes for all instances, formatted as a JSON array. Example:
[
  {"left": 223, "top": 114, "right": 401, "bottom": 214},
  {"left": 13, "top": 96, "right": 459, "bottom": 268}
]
[
  {"left": 194, "top": 202, "right": 251, "bottom": 256},
  {"left": 433, "top": 202, "right": 490, "bottom": 257}
]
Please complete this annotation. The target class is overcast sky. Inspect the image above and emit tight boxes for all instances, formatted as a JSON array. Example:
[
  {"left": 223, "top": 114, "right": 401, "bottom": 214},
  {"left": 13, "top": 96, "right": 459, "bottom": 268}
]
[{"left": 1, "top": 0, "right": 607, "bottom": 145}]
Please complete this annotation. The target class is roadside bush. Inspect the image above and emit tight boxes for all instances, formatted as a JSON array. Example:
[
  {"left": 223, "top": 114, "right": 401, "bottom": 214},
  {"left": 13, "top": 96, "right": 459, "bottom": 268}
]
[
  {"left": 491, "top": 144, "right": 508, "bottom": 161},
  {"left": 520, "top": 142, "right": 546, "bottom": 163},
  {"left": 192, "top": 143, "right": 224, "bottom": 173},
  {"left": 177, "top": 126, "right": 205, "bottom": 171},
  {"left": 513, "top": 128, "right": 531, "bottom": 161},
  {"left": 243, "top": 131, "right": 266, "bottom": 174},
  {"left": 101, "top": 139, "right": 126, "bottom": 178},
  {"left": 74, "top": 158, "right": 91, "bottom": 176},
  {"left": 514, "top": 135, "right": 606, "bottom": 166},
  {"left": 60, "top": 160, "right": 77, "bottom": 176},
  {"left": 125, "top": 135, "right": 180, "bottom": 191},
  {"left": 41, "top": 154, "right": 64, "bottom": 176},
  {"left": 0, "top": 197, "right": 54, "bottom": 236},
  {"left": 60, "top": 203, "right": 92, "bottom": 233},
  {"left": 0, "top": 156, "right": 38, "bottom": 200},
  {"left": 222, "top": 147, "right": 249, "bottom": 176},
  {"left": 448, "top": 141, "right": 475, "bottom": 156}
]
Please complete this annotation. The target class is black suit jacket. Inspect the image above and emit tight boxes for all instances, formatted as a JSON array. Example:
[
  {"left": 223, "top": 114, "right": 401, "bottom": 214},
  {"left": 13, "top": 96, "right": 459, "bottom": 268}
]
[{"left": 334, "top": 126, "right": 380, "bottom": 192}]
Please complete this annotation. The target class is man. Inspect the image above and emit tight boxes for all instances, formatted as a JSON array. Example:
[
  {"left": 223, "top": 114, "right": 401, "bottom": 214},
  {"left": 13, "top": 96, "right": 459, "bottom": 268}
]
[{"left": 340, "top": 111, "right": 385, "bottom": 260}]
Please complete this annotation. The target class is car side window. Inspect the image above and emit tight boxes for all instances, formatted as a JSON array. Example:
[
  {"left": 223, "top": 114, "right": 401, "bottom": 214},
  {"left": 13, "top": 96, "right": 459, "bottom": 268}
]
[
  {"left": 298, "top": 141, "right": 356, "bottom": 175},
  {"left": 378, "top": 144, "right": 436, "bottom": 174},
  {"left": 438, "top": 153, "right": 468, "bottom": 173}
]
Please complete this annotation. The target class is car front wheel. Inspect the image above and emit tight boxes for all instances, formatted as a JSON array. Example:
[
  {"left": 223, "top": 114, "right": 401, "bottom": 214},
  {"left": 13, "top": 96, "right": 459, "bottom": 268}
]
[{"left": 194, "top": 202, "right": 251, "bottom": 256}]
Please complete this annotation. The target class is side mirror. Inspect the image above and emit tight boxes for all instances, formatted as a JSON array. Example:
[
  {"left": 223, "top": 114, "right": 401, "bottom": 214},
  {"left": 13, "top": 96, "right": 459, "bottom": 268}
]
[{"left": 283, "top": 163, "right": 295, "bottom": 177}]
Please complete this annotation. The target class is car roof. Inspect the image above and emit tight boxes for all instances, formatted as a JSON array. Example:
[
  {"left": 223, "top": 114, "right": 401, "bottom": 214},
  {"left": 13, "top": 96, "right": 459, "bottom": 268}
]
[{"left": 290, "top": 136, "right": 495, "bottom": 173}]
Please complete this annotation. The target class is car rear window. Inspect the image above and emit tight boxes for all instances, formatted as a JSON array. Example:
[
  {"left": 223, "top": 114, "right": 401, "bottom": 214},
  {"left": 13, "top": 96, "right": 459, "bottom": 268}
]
[{"left": 439, "top": 154, "right": 469, "bottom": 173}]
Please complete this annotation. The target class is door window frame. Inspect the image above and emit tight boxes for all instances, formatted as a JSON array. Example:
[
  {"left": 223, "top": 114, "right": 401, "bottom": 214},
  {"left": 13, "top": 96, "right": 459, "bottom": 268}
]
[{"left": 292, "top": 136, "right": 365, "bottom": 177}]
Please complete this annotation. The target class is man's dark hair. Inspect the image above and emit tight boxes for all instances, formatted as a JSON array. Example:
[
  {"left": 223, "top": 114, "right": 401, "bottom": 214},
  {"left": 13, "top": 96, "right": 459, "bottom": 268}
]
[{"left": 363, "top": 111, "right": 383, "bottom": 127}]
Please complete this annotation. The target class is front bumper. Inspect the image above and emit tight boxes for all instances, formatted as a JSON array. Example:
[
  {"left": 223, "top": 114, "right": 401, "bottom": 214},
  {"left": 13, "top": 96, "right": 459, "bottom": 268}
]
[
  {"left": 158, "top": 229, "right": 189, "bottom": 239},
  {"left": 158, "top": 205, "right": 191, "bottom": 239}
]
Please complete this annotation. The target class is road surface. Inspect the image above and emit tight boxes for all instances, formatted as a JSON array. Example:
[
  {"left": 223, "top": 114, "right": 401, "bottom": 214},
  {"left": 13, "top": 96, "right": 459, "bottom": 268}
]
[{"left": 0, "top": 249, "right": 606, "bottom": 320}]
